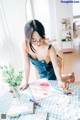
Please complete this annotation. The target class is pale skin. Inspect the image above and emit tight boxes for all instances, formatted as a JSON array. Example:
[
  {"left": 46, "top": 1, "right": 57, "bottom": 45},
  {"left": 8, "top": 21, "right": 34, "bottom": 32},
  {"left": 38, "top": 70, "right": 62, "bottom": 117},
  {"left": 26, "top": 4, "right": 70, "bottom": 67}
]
[{"left": 19, "top": 31, "right": 75, "bottom": 90}]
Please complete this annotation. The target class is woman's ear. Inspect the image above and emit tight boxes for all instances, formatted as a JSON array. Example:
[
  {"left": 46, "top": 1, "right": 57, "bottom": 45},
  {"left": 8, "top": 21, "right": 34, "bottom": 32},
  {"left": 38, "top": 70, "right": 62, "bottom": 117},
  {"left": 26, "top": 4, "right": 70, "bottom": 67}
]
[
  {"left": 45, "top": 38, "right": 49, "bottom": 41},
  {"left": 45, "top": 38, "right": 50, "bottom": 44}
]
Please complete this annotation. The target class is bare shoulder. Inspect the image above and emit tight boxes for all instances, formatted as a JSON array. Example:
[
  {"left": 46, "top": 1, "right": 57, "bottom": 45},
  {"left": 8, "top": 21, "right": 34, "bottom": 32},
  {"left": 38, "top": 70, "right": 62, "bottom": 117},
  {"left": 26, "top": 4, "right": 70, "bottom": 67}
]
[
  {"left": 49, "top": 45, "right": 58, "bottom": 62},
  {"left": 49, "top": 45, "right": 56, "bottom": 54}
]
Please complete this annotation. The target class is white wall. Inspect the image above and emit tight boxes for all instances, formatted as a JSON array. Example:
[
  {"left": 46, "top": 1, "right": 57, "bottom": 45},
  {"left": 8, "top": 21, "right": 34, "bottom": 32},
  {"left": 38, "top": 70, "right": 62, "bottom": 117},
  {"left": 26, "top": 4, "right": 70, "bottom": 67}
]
[
  {"left": 32, "top": 0, "right": 51, "bottom": 39},
  {"left": 73, "top": 3, "right": 80, "bottom": 15},
  {"left": 43, "top": 0, "right": 73, "bottom": 50},
  {"left": 48, "top": 0, "right": 57, "bottom": 40}
]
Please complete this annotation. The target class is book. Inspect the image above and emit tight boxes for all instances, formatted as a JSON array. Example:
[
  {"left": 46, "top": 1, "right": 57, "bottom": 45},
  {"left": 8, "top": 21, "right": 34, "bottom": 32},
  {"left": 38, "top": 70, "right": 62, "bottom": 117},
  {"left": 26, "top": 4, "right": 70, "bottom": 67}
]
[
  {"left": 29, "top": 78, "right": 55, "bottom": 101},
  {"left": 7, "top": 102, "right": 34, "bottom": 117},
  {"left": 22, "top": 112, "right": 47, "bottom": 120}
]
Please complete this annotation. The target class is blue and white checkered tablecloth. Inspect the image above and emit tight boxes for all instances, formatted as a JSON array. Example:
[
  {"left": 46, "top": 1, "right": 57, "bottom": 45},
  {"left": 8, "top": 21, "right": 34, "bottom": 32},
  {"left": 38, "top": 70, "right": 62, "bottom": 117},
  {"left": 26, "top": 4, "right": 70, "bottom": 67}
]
[{"left": 0, "top": 81, "right": 80, "bottom": 120}]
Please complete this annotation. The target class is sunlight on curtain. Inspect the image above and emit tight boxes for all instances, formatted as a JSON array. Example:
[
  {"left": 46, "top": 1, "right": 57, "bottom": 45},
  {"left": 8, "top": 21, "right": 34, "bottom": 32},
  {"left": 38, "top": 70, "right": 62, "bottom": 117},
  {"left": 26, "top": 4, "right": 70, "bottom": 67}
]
[
  {"left": 32, "top": 0, "right": 51, "bottom": 39},
  {"left": 0, "top": 1, "right": 12, "bottom": 65},
  {"left": 26, "top": 0, "right": 33, "bottom": 21},
  {"left": 0, "top": 0, "right": 26, "bottom": 77},
  {"left": 25, "top": 0, "right": 37, "bottom": 81},
  {"left": 0, "top": 0, "right": 26, "bottom": 71}
]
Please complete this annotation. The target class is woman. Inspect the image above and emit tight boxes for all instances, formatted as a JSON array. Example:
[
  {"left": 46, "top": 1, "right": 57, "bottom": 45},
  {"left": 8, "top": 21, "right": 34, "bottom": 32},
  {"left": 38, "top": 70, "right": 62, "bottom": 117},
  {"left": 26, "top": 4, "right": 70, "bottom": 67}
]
[{"left": 20, "top": 19, "right": 75, "bottom": 90}]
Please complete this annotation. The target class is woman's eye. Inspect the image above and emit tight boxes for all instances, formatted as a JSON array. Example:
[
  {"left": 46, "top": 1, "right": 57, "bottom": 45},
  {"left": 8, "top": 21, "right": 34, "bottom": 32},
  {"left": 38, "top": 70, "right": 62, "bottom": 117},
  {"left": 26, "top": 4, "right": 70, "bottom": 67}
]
[
  {"left": 32, "top": 40, "right": 37, "bottom": 42},
  {"left": 32, "top": 38, "right": 37, "bottom": 41}
]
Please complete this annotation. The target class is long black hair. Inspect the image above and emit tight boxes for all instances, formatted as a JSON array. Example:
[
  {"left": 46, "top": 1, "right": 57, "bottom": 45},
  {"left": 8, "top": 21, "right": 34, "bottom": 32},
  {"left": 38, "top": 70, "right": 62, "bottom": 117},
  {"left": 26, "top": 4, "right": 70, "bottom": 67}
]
[{"left": 24, "top": 19, "right": 45, "bottom": 52}]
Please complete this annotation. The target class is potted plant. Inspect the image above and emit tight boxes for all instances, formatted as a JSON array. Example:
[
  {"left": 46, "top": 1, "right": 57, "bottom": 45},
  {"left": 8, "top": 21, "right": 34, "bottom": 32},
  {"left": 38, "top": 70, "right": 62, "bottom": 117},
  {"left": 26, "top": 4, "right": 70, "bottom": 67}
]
[
  {"left": 61, "top": 18, "right": 71, "bottom": 30},
  {"left": 0, "top": 65, "right": 23, "bottom": 97}
]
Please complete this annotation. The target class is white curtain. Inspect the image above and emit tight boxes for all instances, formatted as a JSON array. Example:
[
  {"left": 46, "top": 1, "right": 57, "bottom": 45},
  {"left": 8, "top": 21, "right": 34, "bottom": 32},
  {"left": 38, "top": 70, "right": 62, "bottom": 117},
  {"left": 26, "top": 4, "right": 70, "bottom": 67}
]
[
  {"left": 31, "top": 0, "right": 51, "bottom": 39},
  {"left": 0, "top": 1, "right": 15, "bottom": 66},
  {"left": 0, "top": 0, "right": 26, "bottom": 71}
]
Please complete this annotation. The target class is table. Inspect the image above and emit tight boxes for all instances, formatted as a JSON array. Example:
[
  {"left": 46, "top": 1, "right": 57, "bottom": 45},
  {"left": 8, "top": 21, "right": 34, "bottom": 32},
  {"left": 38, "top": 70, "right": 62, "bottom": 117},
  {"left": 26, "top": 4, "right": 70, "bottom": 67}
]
[{"left": 0, "top": 80, "right": 80, "bottom": 120}]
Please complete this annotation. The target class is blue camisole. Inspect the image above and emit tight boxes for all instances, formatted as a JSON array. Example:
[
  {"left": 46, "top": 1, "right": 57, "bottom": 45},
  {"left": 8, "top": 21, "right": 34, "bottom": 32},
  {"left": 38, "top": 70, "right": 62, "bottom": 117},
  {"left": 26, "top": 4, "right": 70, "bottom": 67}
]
[{"left": 28, "top": 44, "right": 56, "bottom": 80}]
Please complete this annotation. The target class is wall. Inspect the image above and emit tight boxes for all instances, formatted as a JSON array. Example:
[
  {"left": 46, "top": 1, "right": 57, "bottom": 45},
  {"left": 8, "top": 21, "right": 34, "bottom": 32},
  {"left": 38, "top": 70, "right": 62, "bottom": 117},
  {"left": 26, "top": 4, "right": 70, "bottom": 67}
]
[
  {"left": 44, "top": 0, "right": 73, "bottom": 50},
  {"left": 48, "top": 0, "right": 58, "bottom": 40},
  {"left": 73, "top": 2, "right": 80, "bottom": 15}
]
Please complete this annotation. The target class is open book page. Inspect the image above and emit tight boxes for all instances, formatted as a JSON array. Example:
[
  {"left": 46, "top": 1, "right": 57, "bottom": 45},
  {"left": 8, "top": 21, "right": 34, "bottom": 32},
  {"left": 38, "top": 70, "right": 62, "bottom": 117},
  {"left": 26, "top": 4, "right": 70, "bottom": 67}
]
[
  {"left": 21, "top": 112, "right": 47, "bottom": 120},
  {"left": 7, "top": 102, "right": 34, "bottom": 117},
  {"left": 29, "top": 78, "right": 55, "bottom": 101}
]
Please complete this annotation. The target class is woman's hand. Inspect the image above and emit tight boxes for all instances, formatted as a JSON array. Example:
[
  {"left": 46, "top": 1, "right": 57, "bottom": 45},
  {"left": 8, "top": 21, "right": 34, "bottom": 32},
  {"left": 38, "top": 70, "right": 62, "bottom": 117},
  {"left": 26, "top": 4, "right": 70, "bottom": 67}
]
[
  {"left": 58, "top": 80, "right": 66, "bottom": 89},
  {"left": 19, "top": 81, "right": 29, "bottom": 90}
]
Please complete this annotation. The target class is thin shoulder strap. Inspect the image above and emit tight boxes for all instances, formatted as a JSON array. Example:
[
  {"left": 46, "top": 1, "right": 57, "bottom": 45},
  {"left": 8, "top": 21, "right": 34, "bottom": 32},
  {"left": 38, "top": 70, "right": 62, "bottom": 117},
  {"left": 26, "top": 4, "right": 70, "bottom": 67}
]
[
  {"left": 47, "top": 44, "right": 62, "bottom": 60},
  {"left": 48, "top": 44, "right": 52, "bottom": 50},
  {"left": 47, "top": 44, "right": 52, "bottom": 56}
]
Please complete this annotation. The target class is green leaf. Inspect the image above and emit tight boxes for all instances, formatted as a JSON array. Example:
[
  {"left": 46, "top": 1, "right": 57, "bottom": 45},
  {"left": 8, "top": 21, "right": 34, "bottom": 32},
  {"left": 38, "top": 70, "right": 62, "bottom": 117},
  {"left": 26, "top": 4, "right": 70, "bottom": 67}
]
[{"left": 0, "top": 65, "right": 23, "bottom": 87}]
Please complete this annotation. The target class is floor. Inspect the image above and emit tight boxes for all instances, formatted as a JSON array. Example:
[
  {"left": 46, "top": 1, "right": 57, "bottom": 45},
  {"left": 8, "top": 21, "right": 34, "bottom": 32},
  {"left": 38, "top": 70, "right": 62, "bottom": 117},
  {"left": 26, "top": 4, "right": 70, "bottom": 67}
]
[
  {"left": 56, "top": 45, "right": 80, "bottom": 87},
  {"left": 63, "top": 47, "right": 80, "bottom": 79}
]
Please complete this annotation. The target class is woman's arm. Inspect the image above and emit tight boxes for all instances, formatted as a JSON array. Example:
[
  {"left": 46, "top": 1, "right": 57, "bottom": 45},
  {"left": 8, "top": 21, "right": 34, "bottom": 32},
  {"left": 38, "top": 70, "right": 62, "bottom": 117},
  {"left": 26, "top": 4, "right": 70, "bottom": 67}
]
[
  {"left": 49, "top": 46, "right": 66, "bottom": 89},
  {"left": 19, "top": 44, "right": 30, "bottom": 90}
]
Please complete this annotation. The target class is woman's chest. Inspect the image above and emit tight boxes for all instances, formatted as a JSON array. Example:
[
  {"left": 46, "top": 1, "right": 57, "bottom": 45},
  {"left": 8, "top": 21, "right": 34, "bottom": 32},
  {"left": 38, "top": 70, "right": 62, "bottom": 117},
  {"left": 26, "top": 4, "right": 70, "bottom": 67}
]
[{"left": 29, "top": 49, "right": 51, "bottom": 63}]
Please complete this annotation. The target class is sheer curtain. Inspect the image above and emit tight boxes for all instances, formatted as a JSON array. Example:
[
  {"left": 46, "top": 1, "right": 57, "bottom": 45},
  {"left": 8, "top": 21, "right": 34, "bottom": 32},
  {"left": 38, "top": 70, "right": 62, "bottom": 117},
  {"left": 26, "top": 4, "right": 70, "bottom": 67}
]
[
  {"left": 0, "top": 0, "right": 27, "bottom": 71},
  {"left": 0, "top": 0, "right": 28, "bottom": 76},
  {"left": 31, "top": 0, "right": 51, "bottom": 39},
  {"left": 0, "top": 1, "right": 16, "bottom": 66},
  {"left": 0, "top": 0, "right": 37, "bottom": 83}
]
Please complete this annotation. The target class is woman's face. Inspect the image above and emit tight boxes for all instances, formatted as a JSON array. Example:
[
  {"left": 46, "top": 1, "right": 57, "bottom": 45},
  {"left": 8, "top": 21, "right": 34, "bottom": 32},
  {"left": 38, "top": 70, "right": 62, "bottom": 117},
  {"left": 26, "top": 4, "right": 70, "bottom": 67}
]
[{"left": 31, "top": 31, "right": 44, "bottom": 47}]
